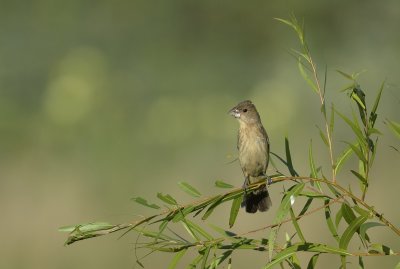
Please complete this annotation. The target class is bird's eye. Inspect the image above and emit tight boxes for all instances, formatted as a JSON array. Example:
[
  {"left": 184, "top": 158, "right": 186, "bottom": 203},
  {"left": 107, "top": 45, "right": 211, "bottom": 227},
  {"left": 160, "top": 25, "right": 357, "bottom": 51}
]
[{"left": 243, "top": 109, "right": 248, "bottom": 113}]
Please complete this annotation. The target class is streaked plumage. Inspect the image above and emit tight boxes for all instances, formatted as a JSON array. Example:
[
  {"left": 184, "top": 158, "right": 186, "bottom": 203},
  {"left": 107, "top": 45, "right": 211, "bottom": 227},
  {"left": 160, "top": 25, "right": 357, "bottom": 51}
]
[{"left": 229, "top": 100, "right": 272, "bottom": 213}]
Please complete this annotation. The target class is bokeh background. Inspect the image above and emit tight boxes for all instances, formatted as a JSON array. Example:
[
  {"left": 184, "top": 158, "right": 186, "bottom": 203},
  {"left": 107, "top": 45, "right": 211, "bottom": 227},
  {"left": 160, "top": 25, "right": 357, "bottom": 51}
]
[{"left": 1, "top": 1, "right": 399, "bottom": 268}]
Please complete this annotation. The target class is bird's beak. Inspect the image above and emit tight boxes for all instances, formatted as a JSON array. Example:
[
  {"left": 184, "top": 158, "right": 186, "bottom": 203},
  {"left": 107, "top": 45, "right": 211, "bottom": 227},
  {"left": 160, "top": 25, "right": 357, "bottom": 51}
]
[{"left": 228, "top": 107, "right": 240, "bottom": 118}]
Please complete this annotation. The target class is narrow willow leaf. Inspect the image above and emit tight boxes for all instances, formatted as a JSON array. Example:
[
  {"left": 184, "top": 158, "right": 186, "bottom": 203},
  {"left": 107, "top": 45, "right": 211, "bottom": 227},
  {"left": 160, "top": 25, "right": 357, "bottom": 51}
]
[
  {"left": 187, "top": 254, "right": 203, "bottom": 269},
  {"left": 285, "top": 137, "right": 299, "bottom": 176},
  {"left": 265, "top": 246, "right": 296, "bottom": 269},
  {"left": 350, "top": 170, "right": 367, "bottom": 185},
  {"left": 334, "top": 146, "right": 353, "bottom": 174},
  {"left": 131, "top": 197, "right": 160, "bottom": 209},
  {"left": 344, "top": 142, "right": 367, "bottom": 163},
  {"left": 368, "top": 244, "right": 394, "bottom": 255},
  {"left": 172, "top": 206, "right": 195, "bottom": 222},
  {"left": 308, "top": 141, "right": 318, "bottom": 178},
  {"left": 215, "top": 180, "right": 234, "bottom": 188},
  {"left": 336, "top": 70, "right": 354, "bottom": 81},
  {"left": 326, "top": 183, "right": 341, "bottom": 198},
  {"left": 178, "top": 181, "right": 201, "bottom": 197},
  {"left": 185, "top": 219, "right": 213, "bottom": 241},
  {"left": 136, "top": 259, "right": 145, "bottom": 268},
  {"left": 209, "top": 250, "right": 233, "bottom": 268},
  {"left": 336, "top": 109, "right": 365, "bottom": 145},
  {"left": 168, "top": 249, "right": 188, "bottom": 269},
  {"left": 298, "top": 198, "right": 313, "bottom": 216},
  {"left": 330, "top": 103, "right": 335, "bottom": 134},
  {"left": 157, "top": 193, "right": 177, "bottom": 205},
  {"left": 268, "top": 183, "right": 305, "bottom": 260},
  {"left": 289, "top": 253, "right": 301, "bottom": 269},
  {"left": 298, "top": 57, "right": 318, "bottom": 93},
  {"left": 306, "top": 254, "right": 319, "bottom": 269},
  {"left": 289, "top": 207, "right": 306, "bottom": 242},
  {"left": 208, "top": 224, "right": 237, "bottom": 238},
  {"left": 201, "top": 246, "right": 211, "bottom": 269},
  {"left": 360, "top": 222, "right": 384, "bottom": 241},
  {"left": 299, "top": 192, "right": 330, "bottom": 199},
  {"left": 202, "top": 196, "right": 224, "bottom": 220},
  {"left": 339, "top": 215, "right": 368, "bottom": 249},
  {"left": 229, "top": 195, "right": 243, "bottom": 228},
  {"left": 182, "top": 221, "right": 200, "bottom": 241},
  {"left": 387, "top": 120, "right": 400, "bottom": 138},
  {"left": 157, "top": 220, "right": 169, "bottom": 240},
  {"left": 59, "top": 222, "right": 115, "bottom": 233},
  {"left": 275, "top": 18, "right": 296, "bottom": 30},
  {"left": 350, "top": 87, "right": 366, "bottom": 110},
  {"left": 341, "top": 203, "right": 356, "bottom": 224},
  {"left": 335, "top": 207, "right": 343, "bottom": 228},
  {"left": 359, "top": 256, "right": 365, "bottom": 269},
  {"left": 353, "top": 206, "right": 369, "bottom": 218},
  {"left": 318, "top": 126, "right": 329, "bottom": 147},
  {"left": 265, "top": 243, "right": 350, "bottom": 269},
  {"left": 321, "top": 103, "right": 327, "bottom": 120},
  {"left": 324, "top": 200, "right": 340, "bottom": 242},
  {"left": 369, "top": 81, "right": 385, "bottom": 127}
]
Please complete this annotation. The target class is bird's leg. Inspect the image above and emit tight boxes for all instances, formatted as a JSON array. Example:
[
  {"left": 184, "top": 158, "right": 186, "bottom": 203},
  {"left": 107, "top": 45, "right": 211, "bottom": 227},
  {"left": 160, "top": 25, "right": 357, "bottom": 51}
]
[
  {"left": 265, "top": 175, "right": 272, "bottom": 185},
  {"left": 242, "top": 175, "right": 250, "bottom": 189}
]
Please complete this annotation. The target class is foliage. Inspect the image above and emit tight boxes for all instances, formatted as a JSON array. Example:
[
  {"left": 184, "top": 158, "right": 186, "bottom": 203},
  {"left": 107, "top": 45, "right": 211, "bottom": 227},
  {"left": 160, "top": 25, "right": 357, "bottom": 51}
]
[{"left": 60, "top": 16, "right": 400, "bottom": 268}]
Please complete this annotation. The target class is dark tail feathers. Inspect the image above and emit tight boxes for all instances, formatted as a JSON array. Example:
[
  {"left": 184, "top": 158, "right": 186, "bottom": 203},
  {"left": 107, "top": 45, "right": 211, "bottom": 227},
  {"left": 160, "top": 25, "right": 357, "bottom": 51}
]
[{"left": 242, "top": 185, "right": 272, "bottom": 213}]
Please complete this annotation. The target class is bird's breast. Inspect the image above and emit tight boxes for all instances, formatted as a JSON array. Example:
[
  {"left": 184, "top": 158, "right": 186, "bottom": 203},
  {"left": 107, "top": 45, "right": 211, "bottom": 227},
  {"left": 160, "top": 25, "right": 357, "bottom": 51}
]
[{"left": 238, "top": 125, "right": 268, "bottom": 177}]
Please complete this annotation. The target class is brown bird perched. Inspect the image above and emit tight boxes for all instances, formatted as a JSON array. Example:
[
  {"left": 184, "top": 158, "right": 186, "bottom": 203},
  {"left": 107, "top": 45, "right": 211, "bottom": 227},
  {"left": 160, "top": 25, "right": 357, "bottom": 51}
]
[{"left": 229, "top": 100, "right": 272, "bottom": 213}]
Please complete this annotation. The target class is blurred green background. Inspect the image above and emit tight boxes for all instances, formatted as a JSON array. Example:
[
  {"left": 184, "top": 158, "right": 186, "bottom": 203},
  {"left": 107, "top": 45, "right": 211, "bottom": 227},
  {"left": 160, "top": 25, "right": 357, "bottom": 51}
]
[{"left": 1, "top": 0, "right": 399, "bottom": 268}]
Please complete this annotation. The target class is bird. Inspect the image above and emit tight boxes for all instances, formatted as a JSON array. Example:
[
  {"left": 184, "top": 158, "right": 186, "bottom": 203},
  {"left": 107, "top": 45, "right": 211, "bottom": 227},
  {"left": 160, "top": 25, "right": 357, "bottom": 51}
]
[{"left": 229, "top": 100, "right": 272, "bottom": 213}]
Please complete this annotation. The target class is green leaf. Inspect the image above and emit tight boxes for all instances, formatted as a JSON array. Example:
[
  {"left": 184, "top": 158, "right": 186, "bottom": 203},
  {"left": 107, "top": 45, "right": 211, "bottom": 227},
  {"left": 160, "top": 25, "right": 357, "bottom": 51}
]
[
  {"left": 208, "top": 224, "right": 237, "bottom": 238},
  {"left": 185, "top": 219, "right": 213, "bottom": 240},
  {"left": 368, "top": 244, "right": 395, "bottom": 255},
  {"left": 215, "top": 180, "right": 234, "bottom": 188},
  {"left": 168, "top": 249, "right": 188, "bottom": 269},
  {"left": 178, "top": 181, "right": 201, "bottom": 197},
  {"left": 330, "top": 103, "right": 335, "bottom": 134},
  {"left": 298, "top": 57, "right": 318, "bottom": 93},
  {"left": 360, "top": 222, "right": 384, "bottom": 241},
  {"left": 157, "top": 193, "right": 177, "bottom": 205},
  {"left": 268, "top": 183, "right": 305, "bottom": 260},
  {"left": 202, "top": 196, "right": 224, "bottom": 220},
  {"left": 131, "top": 197, "right": 160, "bottom": 209},
  {"left": 306, "top": 254, "right": 319, "bottom": 269},
  {"left": 344, "top": 142, "right": 367, "bottom": 163},
  {"left": 265, "top": 243, "right": 351, "bottom": 269},
  {"left": 369, "top": 81, "right": 385, "bottom": 127},
  {"left": 289, "top": 207, "right": 306, "bottom": 242},
  {"left": 336, "top": 70, "right": 355, "bottom": 81},
  {"left": 350, "top": 170, "right": 367, "bottom": 185},
  {"left": 308, "top": 141, "right": 318, "bottom": 178},
  {"left": 59, "top": 222, "right": 114, "bottom": 233},
  {"left": 298, "top": 198, "right": 313, "bottom": 216},
  {"left": 324, "top": 199, "right": 340, "bottom": 242},
  {"left": 341, "top": 203, "right": 356, "bottom": 224},
  {"left": 285, "top": 136, "right": 299, "bottom": 176},
  {"left": 187, "top": 254, "right": 203, "bottom": 269},
  {"left": 200, "top": 246, "right": 211, "bottom": 269},
  {"left": 182, "top": 220, "right": 200, "bottom": 241},
  {"left": 229, "top": 195, "right": 243, "bottom": 228},
  {"left": 334, "top": 146, "right": 353, "bottom": 174},
  {"left": 387, "top": 120, "right": 400, "bottom": 138},
  {"left": 359, "top": 256, "right": 365, "bottom": 269},
  {"left": 335, "top": 207, "right": 343, "bottom": 228},
  {"left": 336, "top": 109, "right": 365, "bottom": 145},
  {"left": 339, "top": 215, "right": 368, "bottom": 249},
  {"left": 317, "top": 126, "right": 329, "bottom": 147}
]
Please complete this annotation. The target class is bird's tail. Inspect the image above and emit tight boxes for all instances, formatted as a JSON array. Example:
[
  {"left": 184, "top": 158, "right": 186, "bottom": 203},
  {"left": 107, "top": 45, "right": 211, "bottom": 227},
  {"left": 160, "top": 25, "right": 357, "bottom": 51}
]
[{"left": 242, "top": 184, "right": 272, "bottom": 213}]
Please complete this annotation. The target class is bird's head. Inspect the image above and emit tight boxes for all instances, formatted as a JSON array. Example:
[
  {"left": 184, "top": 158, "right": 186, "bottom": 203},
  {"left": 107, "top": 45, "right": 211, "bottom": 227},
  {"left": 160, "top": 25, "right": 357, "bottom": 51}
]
[{"left": 229, "top": 100, "right": 261, "bottom": 124}]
